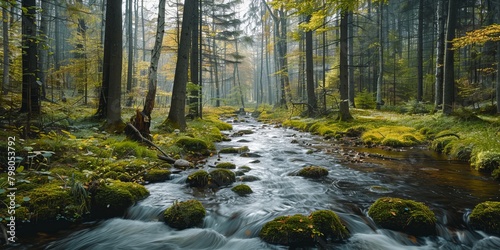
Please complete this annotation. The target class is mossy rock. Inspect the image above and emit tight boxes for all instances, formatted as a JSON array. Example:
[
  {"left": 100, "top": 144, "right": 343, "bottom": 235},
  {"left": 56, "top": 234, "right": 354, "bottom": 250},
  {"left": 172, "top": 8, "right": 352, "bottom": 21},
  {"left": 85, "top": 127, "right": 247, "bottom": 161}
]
[
  {"left": 310, "top": 210, "right": 349, "bottom": 241},
  {"left": 144, "top": 169, "right": 171, "bottom": 183},
  {"left": 187, "top": 170, "right": 209, "bottom": 188},
  {"left": 93, "top": 181, "right": 149, "bottom": 218},
  {"left": 238, "top": 166, "right": 251, "bottom": 172},
  {"left": 175, "top": 136, "right": 209, "bottom": 154},
  {"left": 368, "top": 197, "right": 436, "bottom": 236},
  {"left": 238, "top": 129, "right": 254, "bottom": 134},
  {"left": 297, "top": 166, "right": 328, "bottom": 179},
  {"left": 164, "top": 200, "right": 206, "bottom": 229},
  {"left": 215, "top": 162, "right": 236, "bottom": 169},
  {"left": 471, "top": 151, "right": 500, "bottom": 173},
  {"left": 469, "top": 201, "right": 500, "bottom": 235},
  {"left": 117, "top": 173, "right": 132, "bottom": 182},
  {"left": 231, "top": 184, "right": 253, "bottom": 196},
  {"left": 25, "top": 184, "right": 75, "bottom": 222},
  {"left": 209, "top": 169, "right": 236, "bottom": 187},
  {"left": 259, "top": 214, "right": 317, "bottom": 247}
]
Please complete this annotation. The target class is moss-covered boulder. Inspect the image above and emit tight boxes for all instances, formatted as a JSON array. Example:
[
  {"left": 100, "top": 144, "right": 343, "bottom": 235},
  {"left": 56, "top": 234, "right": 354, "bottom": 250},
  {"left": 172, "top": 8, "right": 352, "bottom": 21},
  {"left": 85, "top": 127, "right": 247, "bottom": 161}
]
[
  {"left": 310, "top": 210, "right": 349, "bottom": 241},
  {"left": 144, "top": 169, "right": 171, "bottom": 183},
  {"left": 297, "top": 166, "right": 328, "bottom": 179},
  {"left": 469, "top": 201, "right": 500, "bottom": 235},
  {"left": 260, "top": 210, "right": 349, "bottom": 247},
  {"left": 164, "top": 200, "right": 206, "bottom": 229},
  {"left": 215, "top": 162, "right": 236, "bottom": 169},
  {"left": 260, "top": 214, "right": 316, "bottom": 247},
  {"left": 368, "top": 197, "right": 436, "bottom": 236},
  {"left": 231, "top": 184, "right": 253, "bottom": 196},
  {"left": 25, "top": 184, "right": 76, "bottom": 222},
  {"left": 175, "top": 136, "right": 210, "bottom": 155},
  {"left": 93, "top": 181, "right": 149, "bottom": 218},
  {"left": 209, "top": 169, "right": 236, "bottom": 187},
  {"left": 219, "top": 146, "right": 249, "bottom": 154},
  {"left": 187, "top": 170, "right": 209, "bottom": 188}
]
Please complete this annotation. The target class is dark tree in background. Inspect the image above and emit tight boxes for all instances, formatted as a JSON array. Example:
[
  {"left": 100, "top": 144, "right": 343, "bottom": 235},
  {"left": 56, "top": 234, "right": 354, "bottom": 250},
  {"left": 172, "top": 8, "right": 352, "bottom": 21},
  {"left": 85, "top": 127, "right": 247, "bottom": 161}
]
[{"left": 20, "top": 0, "right": 40, "bottom": 114}]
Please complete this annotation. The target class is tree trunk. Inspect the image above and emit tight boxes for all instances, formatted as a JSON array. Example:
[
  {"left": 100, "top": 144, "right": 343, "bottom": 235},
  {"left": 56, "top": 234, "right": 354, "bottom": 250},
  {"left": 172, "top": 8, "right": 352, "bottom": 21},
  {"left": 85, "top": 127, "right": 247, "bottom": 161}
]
[
  {"left": 126, "top": 0, "right": 134, "bottom": 107},
  {"left": 338, "top": 10, "right": 353, "bottom": 121},
  {"left": 417, "top": 0, "right": 423, "bottom": 102},
  {"left": 435, "top": 0, "right": 446, "bottom": 108},
  {"left": 443, "top": 0, "right": 457, "bottom": 115},
  {"left": 2, "top": 5, "right": 9, "bottom": 95},
  {"left": 20, "top": 0, "right": 40, "bottom": 114},
  {"left": 189, "top": 0, "right": 200, "bottom": 117},
  {"left": 348, "top": 10, "right": 355, "bottom": 107},
  {"left": 496, "top": 0, "right": 500, "bottom": 113},
  {"left": 127, "top": 0, "right": 166, "bottom": 140},
  {"left": 376, "top": 2, "right": 384, "bottom": 109},
  {"left": 166, "top": 0, "right": 195, "bottom": 131},
  {"left": 101, "top": 0, "right": 123, "bottom": 127},
  {"left": 305, "top": 15, "right": 317, "bottom": 117}
]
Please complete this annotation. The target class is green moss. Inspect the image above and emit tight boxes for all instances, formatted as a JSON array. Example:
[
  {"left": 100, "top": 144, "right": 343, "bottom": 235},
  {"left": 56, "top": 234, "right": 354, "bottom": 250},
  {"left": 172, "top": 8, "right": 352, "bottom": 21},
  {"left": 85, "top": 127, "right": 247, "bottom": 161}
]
[
  {"left": 209, "top": 169, "right": 236, "bottom": 187},
  {"left": 469, "top": 201, "right": 500, "bottom": 235},
  {"left": 215, "top": 162, "right": 236, "bottom": 169},
  {"left": 25, "top": 184, "right": 75, "bottom": 222},
  {"left": 144, "top": 169, "right": 171, "bottom": 183},
  {"left": 110, "top": 140, "right": 157, "bottom": 158},
  {"left": 471, "top": 151, "right": 500, "bottom": 173},
  {"left": 344, "top": 125, "right": 369, "bottom": 137},
  {"left": 368, "top": 197, "right": 436, "bottom": 236},
  {"left": 175, "top": 136, "right": 209, "bottom": 155},
  {"left": 260, "top": 214, "right": 316, "bottom": 246},
  {"left": 297, "top": 166, "right": 328, "bottom": 179},
  {"left": 117, "top": 173, "right": 132, "bottom": 182},
  {"left": 93, "top": 181, "right": 149, "bottom": 218},
  {"left": 103, "top": 171, "right": 119, "bottom": 179},
  {"left": 238, "top": 166, "right": 251, "bottom": 172},
  {"left": 164, "top": 200, "right": 206, "bottom": 229},
  {"left": 310, "top": 210, "right": 349, "bottom": 241},
  {"left": 231, "top": 184, "right": 253, "bottom": 196},
  {"left": 187, "top": 170, "right": 209, "bottom": 188},
  {"left": 362, "top": 126, "right": 424, "bottom": 147}
]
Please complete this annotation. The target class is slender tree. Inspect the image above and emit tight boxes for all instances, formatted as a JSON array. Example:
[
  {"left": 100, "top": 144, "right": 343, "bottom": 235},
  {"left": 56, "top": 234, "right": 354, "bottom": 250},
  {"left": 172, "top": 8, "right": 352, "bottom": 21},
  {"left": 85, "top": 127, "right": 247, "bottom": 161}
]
[
  {"left": 2, "top": 2, "right": 10, "bottom": 95},
  {"left": 443, "top": 0, "right": 457, "bottom": 115},
  {"left": 166, "top": 0, "right": 196, "bottom": 130},
  {"left": 416, "top": 0, "right": 423, "bottom": 102},
  {"left": 20, "top": 0, "right": 40, "bottom": 114},
  {"left": 435, "top": 0, "right": 446, "bottom": 108},
  {"left": 126, "top": 0, "right": 134, "bottom": 107},
  {"left": 338, "top": 10, "right": 353, "bottom": 121}
]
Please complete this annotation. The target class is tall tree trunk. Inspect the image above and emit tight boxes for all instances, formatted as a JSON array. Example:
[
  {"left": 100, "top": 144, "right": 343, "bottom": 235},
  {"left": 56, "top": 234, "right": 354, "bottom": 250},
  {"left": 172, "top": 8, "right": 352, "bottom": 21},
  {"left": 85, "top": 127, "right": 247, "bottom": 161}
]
[
  {"left": 20, "top": 0, "right": 40, "bottom": 114},
  {"left": 189, "top": 0, "right": 200, "bottom": 117},
  {"left": 2, "top": 4, "right": 9, "bottom": 95},
  {"left": 435, "top": 0, "right": 446, "bottom": 108},
  {"left": 376, "top": 2, "right": 384, "bottom": 109},
  {"left": 166, "top": 0, "right": 195, "bottom": 131},
  {"left": 339, "top": 10, "right": 352, "bottom": 121},
  {"left": 496, "top": 0, "right": 500, "bottom": 113},
  {"left": 101, "top": 0, "right": 123, "bottom": 127},
  {"left": 417, "top": 0, "right": 423, "bottom": 102},
  {"left": 348, "top": 10, "right": 355, "bottom": 107},
  {"left": 279, "top": 9, "right": 291, "bottom": 108},
  {"left": 443, "top": 0, "right": 457, "bottom": 115},
  {"left": 126, "top": 0, "right": 134, "bottom": 107},
  {"left": 128, "top": 0, "right": 166, "bottom": 140},
  {"left": 38, "top": 0, "right": 50, "bottom": 100},
  {"left": 305, "top": 15, "right": 317, "bottom": 117}
]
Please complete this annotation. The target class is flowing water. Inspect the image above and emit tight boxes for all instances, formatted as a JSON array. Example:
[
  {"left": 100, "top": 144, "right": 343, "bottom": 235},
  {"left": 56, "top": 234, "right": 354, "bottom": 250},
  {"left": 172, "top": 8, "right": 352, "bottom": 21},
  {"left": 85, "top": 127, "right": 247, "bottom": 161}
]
[{"left": 18, "top": 116, "right": 500, "bottom": 249}]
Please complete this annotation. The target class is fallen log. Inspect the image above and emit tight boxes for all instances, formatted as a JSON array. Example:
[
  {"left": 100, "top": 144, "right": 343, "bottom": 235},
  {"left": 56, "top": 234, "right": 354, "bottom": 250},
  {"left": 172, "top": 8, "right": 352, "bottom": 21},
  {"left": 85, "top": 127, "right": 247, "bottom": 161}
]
[{"left": 125, "top": 122, "right": 176, "bottom": 164}]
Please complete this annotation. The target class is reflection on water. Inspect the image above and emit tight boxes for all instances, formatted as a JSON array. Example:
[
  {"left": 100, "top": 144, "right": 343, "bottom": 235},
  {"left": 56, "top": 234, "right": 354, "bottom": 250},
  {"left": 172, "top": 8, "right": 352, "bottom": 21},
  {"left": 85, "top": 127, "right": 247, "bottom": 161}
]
[{"left": 18, "top": 116, "right": 500, "bottom": 249}]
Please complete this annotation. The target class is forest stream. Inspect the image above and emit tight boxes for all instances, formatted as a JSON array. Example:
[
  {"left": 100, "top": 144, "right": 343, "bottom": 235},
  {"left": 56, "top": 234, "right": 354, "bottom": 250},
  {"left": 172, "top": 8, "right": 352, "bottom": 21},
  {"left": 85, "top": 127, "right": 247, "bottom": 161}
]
[{"left": 16, "top": 115, "right": 500, "bottom": 249}]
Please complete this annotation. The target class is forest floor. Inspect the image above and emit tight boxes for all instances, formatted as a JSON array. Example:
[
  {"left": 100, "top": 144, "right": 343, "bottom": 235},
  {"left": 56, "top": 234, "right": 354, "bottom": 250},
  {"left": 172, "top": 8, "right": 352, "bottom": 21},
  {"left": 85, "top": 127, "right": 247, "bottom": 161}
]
[{"left": 0, "top": 94, "right": 499, "bottom": 240}]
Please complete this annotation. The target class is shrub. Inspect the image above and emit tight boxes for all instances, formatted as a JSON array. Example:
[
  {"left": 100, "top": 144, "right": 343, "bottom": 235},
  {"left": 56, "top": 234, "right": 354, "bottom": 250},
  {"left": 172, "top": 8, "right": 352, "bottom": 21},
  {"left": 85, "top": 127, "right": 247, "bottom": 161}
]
[
  {"left": 164, "top": 200, "right": 206, "bottom": 229},
  {"left": 469, "top": 201, "right": 500, "bottom": 235},
  {"left": 368, "top": 197, "right": 436, "bottom": 236}
]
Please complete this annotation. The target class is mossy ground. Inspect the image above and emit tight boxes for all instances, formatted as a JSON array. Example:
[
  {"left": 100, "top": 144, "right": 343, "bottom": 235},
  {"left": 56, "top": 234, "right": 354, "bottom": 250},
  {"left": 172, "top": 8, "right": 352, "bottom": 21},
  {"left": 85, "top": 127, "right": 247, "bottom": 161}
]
[{"left": 0, "top": 102, "right": 237, "bottom": 231}]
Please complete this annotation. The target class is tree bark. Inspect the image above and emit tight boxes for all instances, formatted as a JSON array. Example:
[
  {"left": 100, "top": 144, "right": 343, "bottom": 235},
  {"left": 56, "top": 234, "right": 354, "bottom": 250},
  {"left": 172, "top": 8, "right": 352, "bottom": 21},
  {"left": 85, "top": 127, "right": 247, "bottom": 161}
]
[
  {"left": 443, "top": 0, "right": 457, "bottom": 115},
  {"left": 102, "top": 0, "right": 123, "bottom": 127},
  {"left": 189, "top": 0, "right": 200, "bottom": 117},
  {"left": 127, "top": 0, "right": 166, "bottom": 140},
  {"left": 2, "top": 5, "right": 9, "bottom": 95},
  {"left": 376, "top": 2, "right": 384, "bottom": 109},
  {"left": 417, "top": 0, "right": 424, "bottom": 102},
  {"left": 126, "top": 0, "right": 134, "bottom": 107},
  {"left": 305, "top": 15, "right": 317, "bottom": 117},
  {"left": 435, "top": 0, "right": 446, "bottom": 108},
  {"left": 338, "top": 10, "right": 353, "bottom": 121},
  {"left": 20, "top": 0, "right": 40, "bottom": 114},
  {"left": 166, "top": 0, "right": 196, "bottom": 131},
  {"left": 348, "top": 10, "right": 355, "bottom": 107}
]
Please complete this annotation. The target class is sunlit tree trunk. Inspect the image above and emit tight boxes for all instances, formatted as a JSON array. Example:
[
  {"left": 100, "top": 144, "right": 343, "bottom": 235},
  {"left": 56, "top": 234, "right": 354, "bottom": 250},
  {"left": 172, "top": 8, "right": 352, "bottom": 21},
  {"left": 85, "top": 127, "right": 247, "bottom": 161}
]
[
  {"left": 305, "top": 15, "right": 317, "bottom": 117},
  {"left": 339, "top": 10, "right": 353, "bottom": 121},
  {"left": 166, "top": 0, "right": 195, "bottom": 131},
  {"left": 376, "top": 2, "right": 383, "bottom": 109}
]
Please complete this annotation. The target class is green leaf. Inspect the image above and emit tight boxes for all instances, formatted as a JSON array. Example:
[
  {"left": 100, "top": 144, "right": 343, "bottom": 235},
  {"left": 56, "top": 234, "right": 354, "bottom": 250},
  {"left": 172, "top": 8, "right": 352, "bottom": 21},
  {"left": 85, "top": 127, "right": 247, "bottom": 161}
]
[
  {"left": 23, "top": 197, "right": 31, "bottom": 202},
  {"left": 16, "top": 165, "right": 24, "bottom": 173}
]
